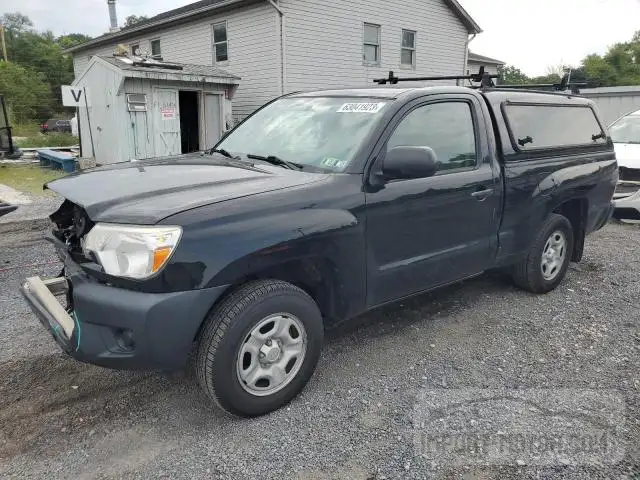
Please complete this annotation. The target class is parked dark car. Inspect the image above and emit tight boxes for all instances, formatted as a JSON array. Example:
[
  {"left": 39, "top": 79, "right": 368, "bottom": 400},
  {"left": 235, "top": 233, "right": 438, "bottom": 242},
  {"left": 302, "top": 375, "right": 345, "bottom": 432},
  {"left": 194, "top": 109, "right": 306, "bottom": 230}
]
[
  {"left": 21, "top": 78, "right": 617, "bottom": 417},
  {"left": 41, "top": 118, "right": 72, "bottom": 134}
]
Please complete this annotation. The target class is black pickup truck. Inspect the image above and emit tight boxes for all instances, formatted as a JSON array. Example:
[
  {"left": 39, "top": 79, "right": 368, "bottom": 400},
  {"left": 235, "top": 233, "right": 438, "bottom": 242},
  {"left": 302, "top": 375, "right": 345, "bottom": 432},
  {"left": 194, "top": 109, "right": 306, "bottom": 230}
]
[{"left": 21, "top": 77, "right": 617, "bottom": 416}]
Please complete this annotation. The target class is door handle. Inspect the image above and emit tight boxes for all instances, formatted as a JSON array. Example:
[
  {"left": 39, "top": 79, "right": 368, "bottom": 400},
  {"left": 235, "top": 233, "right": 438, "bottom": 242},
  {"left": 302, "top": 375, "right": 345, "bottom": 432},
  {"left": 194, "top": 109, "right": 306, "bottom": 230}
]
[{"left": 471, "top": 188, "right": 494, "bottom": 200}]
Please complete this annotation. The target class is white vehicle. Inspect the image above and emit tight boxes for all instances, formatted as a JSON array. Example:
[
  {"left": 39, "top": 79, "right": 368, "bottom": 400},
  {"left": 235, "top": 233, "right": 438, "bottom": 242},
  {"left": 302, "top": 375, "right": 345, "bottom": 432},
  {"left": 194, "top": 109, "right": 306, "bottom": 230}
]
[
  {"left": 611, "top": 109, "right": 640, "bottom": 178},
  {"left": 611, "top": 109, "right": 640, "bottom": 220}
]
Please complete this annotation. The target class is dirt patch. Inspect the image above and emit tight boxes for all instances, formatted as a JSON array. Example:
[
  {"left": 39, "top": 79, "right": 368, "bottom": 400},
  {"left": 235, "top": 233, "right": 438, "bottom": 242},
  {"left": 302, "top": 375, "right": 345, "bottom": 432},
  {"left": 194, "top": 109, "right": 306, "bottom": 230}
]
[{"left": 0, "top": 353, "right": 172, "bottom": 460}]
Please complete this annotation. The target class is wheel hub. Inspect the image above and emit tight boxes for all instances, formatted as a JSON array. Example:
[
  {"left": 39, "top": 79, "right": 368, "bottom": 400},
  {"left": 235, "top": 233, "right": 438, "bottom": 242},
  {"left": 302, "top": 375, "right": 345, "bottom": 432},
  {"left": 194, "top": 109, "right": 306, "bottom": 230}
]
[
  {"left": 541, "top": 230, "right": 567, "bottom": 281},
  {"left": 236, "top": 313, "right": 308, "bottom": 397},
  {"left": 259, "top": 340, "right": 282, "bottom": 363}
]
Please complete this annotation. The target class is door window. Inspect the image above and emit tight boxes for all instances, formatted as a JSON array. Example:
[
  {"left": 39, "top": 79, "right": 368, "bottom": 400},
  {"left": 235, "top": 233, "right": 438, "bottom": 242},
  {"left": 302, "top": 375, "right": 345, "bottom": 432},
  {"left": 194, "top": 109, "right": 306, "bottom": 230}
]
[{"left": 387, "top": 102, "right": 477, "bottom": 172}]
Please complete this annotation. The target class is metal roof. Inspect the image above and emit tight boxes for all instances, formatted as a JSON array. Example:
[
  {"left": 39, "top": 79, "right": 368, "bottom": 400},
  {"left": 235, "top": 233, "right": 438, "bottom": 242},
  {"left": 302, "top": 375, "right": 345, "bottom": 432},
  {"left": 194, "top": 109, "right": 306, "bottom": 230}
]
[
  {"left": 467, "top": 52, "right": 505, "bottom": 65},
  {"left": 66, "top": 0, "right": 481, "bottom": 53},
  {"left": 101, "top": 55, "right": 239, "bottom": 78},
  {"left": 75, "top": 56, "right": 241, "bottom": 85}
]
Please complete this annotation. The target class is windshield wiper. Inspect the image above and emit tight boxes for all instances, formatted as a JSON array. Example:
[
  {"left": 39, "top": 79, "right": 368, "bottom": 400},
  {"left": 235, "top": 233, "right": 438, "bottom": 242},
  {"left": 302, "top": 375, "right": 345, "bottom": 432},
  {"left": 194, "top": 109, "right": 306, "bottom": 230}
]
[
  {"left": 246, "top": 153, "right": 303, "bottom": 170},
  {"left": 210, "top": 148, "right": 237, "bottom": 159}
]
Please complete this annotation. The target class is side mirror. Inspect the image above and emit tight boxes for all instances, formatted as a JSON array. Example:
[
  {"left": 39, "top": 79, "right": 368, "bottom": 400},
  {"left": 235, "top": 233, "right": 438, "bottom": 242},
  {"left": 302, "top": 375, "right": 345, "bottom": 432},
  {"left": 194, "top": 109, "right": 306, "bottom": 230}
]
[{"left": 382, "top": 146, "right": 438, "bottom": 180}]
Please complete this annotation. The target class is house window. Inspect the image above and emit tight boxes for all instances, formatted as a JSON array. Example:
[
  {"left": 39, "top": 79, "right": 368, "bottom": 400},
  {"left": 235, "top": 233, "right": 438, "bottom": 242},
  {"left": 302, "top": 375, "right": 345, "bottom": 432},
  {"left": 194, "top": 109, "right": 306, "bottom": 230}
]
[
  {"left": 130, "top": 44, "right": 140, "bottom": 56},
  {"left": 363, "top": 23, "right": 380, "bottom": 64},
  {"left": 213, "top": 22, "right": 228, "bottom": 62},
  {"left": 401, "top": 29, "right": 416, "bottom": 67},
  {"left": 150, "top": 39, "right": 161, "bottom": 58}
]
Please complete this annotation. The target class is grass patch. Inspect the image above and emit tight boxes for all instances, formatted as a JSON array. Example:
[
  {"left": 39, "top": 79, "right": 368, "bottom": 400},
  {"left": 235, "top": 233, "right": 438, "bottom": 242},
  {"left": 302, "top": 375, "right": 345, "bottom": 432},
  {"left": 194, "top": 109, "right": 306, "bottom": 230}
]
[
  {"left": 12, "top": 123, "right": 42, "bottom": 137},
  {"left": 0, "top": 164, "right": 66, "bottom": 195},
  {"left": 15, "top": 133, "right": 78, "bottom": 148}
]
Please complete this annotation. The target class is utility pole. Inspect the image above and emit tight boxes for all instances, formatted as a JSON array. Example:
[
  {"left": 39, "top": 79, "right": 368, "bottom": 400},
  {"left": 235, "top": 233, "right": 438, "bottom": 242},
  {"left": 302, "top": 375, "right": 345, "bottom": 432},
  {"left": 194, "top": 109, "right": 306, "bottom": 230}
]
[{"left": 0, "top": 24, "right": 8, "bottom": 63}]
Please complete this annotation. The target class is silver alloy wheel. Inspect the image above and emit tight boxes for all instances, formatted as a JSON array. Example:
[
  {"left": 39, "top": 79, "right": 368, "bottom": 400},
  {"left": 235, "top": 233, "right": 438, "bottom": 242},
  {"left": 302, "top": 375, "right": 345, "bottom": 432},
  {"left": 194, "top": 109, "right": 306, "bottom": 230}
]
[
  {"left": 236, "top": 313, "right": 307, "bottom": 397},
  {"left": 541, "top": 230, "right": 567, "bottom": 281}
]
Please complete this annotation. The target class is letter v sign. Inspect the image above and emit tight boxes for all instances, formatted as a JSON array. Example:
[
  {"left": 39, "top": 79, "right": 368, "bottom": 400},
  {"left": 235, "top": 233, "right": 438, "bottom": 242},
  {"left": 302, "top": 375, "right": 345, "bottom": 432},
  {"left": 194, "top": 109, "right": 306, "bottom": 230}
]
[{"left": 62, "top": 85, "right": 90, "bottom": 107}]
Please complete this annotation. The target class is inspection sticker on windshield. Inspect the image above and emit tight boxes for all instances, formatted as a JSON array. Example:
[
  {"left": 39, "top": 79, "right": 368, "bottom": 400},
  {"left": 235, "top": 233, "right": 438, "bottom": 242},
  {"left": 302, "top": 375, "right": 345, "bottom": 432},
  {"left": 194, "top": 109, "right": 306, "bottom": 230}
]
[{"left": 337, "top": 102, "right": 385, "bottom": 113}]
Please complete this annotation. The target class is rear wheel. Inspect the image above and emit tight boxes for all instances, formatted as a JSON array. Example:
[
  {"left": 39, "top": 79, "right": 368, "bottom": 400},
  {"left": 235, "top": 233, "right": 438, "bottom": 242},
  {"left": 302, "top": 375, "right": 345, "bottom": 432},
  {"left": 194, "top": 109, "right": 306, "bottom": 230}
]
[
  {"left": 512, "top": 214, "right": 574, "bottom": 293},
  {"left": 195, "top": 279, "right": 323, "bottom": 417}
]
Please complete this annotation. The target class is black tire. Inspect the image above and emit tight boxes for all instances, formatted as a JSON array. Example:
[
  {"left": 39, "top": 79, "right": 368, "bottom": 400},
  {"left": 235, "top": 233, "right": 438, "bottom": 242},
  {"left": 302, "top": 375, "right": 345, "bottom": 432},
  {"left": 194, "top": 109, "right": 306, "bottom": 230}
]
[
  {"left": 512, "top": 213, "right": 574, "bottom": 294},
  {"left": 195, "top": 279, "right": 324, "bottom": 417}
]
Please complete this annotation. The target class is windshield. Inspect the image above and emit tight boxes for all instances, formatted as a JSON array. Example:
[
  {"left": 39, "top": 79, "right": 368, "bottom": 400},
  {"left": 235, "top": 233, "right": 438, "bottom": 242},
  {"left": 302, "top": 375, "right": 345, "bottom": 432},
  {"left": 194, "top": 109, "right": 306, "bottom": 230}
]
[
  {"left": 610, "top": 114, "right": 640, "bottom": 144},
  {"left": 216, "top": 97, "right": 389, "bottom": 171}
]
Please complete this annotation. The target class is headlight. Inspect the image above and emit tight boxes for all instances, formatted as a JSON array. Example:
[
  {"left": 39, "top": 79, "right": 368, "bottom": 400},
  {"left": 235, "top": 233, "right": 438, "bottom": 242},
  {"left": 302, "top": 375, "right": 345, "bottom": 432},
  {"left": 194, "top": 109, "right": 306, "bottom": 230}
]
[{"left": 82, "top": 224, "right": 182, "bottom": 279}]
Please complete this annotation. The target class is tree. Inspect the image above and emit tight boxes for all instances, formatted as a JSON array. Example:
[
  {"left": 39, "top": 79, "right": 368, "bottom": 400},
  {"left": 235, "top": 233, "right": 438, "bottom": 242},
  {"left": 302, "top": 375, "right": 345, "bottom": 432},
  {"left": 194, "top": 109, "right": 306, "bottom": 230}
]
[
  {"left": 581, "top": 30, "right": 640, "bottom": 86},
  {"left": 6, "top": 30, "right": 75, "bottom": 106},
  {"left": 1, "top": 12, "right": 32, "bottom": 34},
  {"left": 0, "top": 13, "right": 93, "bottom": 113},
  {"left": 124, "top": 15, "right": 149, "bottom": 27},
  {"left": 501, "top": 65, "right": 529, "bottom": 85},
  {"left": 0, "top": 62, "right": 52, "bottom": 123},
  {"left": 57, "top": 33, "right": 92, "bottom": 50}
]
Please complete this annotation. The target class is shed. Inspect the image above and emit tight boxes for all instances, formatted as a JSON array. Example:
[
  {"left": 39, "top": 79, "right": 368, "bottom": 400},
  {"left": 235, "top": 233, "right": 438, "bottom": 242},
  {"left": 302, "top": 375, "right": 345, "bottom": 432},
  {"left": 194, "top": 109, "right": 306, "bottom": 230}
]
[
  {"left": 580, "top": 86, "right": 640, "bottom": 125},
  {"left": 73, "top": 55, "right": 240, "bottom": 165}
]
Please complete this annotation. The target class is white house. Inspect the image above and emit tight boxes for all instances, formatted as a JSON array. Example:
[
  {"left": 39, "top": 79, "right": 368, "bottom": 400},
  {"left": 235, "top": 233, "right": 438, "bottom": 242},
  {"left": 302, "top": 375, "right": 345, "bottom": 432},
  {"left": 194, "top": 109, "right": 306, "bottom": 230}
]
[{"left": 67, "top": 0, "right": 481, "bottom": 125}]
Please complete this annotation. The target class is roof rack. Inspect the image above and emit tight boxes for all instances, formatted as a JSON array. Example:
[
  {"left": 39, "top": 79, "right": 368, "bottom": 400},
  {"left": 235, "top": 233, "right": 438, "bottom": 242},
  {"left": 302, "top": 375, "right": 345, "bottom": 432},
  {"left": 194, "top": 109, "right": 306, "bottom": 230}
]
[
  {"left": 494, "top": 75, "right": 587, "bottom": 94},
  {"left": 373, "top": 66, "right": 498, "bottom": 87},
  {"left": 373, "top": 68, "right": 587, "bottom": 94}
]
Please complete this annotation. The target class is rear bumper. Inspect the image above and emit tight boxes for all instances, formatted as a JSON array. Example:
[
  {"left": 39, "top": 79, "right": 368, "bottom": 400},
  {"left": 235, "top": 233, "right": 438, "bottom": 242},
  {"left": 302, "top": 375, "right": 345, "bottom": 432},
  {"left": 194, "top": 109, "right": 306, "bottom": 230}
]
[{"left": 20, "top": 261, "right": 229, "bottom": 370}]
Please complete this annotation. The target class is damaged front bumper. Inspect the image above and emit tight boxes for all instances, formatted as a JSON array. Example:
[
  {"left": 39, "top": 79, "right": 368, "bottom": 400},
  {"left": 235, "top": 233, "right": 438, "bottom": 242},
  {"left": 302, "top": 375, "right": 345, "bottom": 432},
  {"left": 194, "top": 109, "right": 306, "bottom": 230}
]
[
  {"left": 20, "top": 276, "right": 79, "bottom": 353},
  {"left": 20, "top": 253, "right": 229, "bottom": 371}
]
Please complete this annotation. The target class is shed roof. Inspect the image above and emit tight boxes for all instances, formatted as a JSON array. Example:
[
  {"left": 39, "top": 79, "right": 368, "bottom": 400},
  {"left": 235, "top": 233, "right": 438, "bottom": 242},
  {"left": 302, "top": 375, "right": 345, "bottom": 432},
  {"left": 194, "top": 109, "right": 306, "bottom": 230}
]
[
  {"left": 66, "top": 0, "right": 481, "bottom": 54},
  {"left": 101, "top": 55, "right": 239, "bottom": 78},
  {"left": 467, "top": 52, "right": 505, "bottom": 66},
  {"left": 80, "top": 55, "right": 241, "bottom": 85}
]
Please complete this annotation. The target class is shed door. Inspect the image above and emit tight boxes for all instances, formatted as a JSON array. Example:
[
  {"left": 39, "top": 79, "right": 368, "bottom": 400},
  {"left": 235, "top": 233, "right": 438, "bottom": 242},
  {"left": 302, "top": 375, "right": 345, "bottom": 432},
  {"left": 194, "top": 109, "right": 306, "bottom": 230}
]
[
  {"left": 204, "top": 94, "right": 222, "bottom": 149},
  {"left": 154, "top": 89, "right": 181, "bottom": 157}
]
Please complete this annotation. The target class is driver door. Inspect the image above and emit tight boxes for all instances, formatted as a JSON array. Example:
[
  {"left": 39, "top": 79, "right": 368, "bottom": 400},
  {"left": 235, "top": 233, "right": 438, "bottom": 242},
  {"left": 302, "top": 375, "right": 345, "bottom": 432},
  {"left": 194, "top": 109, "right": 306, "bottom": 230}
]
[{"left": 365, "top": 96, "right": 501, "bottom": 306}]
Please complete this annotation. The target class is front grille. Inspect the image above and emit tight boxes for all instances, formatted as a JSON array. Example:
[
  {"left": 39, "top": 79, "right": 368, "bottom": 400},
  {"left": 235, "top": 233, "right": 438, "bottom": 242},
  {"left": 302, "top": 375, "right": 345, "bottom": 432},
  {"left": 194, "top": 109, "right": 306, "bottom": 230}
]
[{"left": 50, "top": 200, "right": 94, "bottom": 260}]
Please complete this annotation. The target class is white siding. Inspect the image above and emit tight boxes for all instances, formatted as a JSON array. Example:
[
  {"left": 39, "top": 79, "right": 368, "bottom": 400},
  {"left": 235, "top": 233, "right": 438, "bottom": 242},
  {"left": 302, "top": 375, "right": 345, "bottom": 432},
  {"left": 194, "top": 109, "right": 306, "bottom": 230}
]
[
  {"left": 73, "top": 62, "right": 124, "bottom": 165},
  {"left": 73, "top": 59, "right": 232, "bottom": 164},
  {"left": 279, "top": 0, "right": 469, "bottom": 92},
  {"left": 73, "top": 44, "right": 116, "bottom": 77},
  {"left": 72, "top": 3, "right": 281, "bottom": 122}
]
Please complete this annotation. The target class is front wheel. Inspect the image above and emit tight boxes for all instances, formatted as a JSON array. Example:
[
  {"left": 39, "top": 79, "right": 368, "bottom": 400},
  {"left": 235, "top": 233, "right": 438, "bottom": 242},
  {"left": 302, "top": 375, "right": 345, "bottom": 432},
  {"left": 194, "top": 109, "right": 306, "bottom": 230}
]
[
  {"left": 512, "top": 214, "right": 574, "bottom": 294},
  {"left": 195, "top": 279, "right": 324, "bottom": 417}
]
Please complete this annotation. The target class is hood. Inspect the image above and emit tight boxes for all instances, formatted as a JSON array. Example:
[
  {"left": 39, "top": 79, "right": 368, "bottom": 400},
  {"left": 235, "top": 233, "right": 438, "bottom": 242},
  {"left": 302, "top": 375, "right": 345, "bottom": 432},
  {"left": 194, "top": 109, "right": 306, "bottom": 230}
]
[
  {"left": 614, "top": 142, "right": 640, "bottom": 170},
  {"left": 46, "top": 155, "right": 326, "bottom": 224}
]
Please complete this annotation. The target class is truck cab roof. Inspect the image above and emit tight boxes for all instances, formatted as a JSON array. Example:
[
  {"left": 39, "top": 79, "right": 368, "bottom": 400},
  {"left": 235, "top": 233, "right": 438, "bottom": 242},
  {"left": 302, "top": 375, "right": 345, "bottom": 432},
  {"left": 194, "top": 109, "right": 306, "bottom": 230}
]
[{"left": 289, "top": 85, "right": 599, "bottom": 109}]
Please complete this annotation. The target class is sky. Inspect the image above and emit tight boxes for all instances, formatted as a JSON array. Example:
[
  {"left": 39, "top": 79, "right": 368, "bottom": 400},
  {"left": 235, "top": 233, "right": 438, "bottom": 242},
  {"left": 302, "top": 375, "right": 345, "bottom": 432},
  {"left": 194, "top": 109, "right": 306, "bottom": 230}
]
[{"left": 2, "top": 0, "right": 640, "bottom": 76}]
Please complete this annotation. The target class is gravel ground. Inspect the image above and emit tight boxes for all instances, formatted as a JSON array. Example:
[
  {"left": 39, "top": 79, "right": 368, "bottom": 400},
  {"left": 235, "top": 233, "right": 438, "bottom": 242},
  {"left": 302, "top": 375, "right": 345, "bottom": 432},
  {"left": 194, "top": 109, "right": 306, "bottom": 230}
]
[
  {"left": 0, "top": 184, "right": 63, "bottom": 225},
  {"left": 0, "top": 221, "right": 638, "bottom": 479}
]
